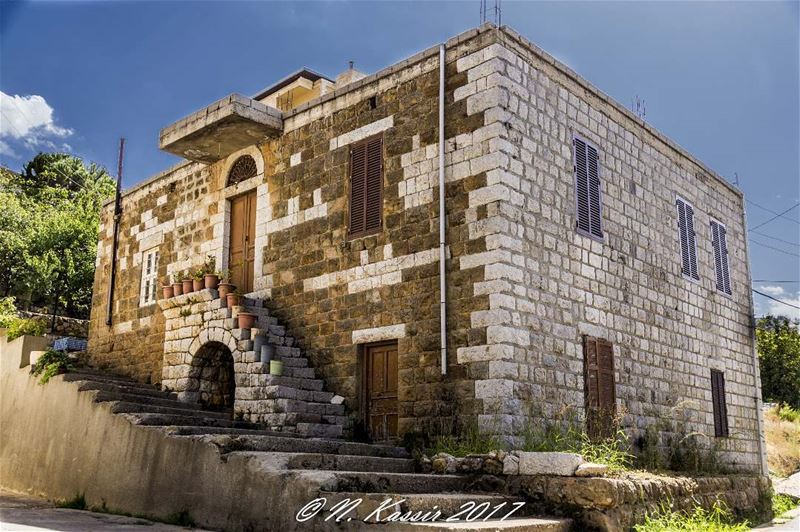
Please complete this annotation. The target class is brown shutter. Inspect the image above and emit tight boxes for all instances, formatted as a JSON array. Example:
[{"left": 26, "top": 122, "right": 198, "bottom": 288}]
[
  {"left": 584, "top": 336, "right": 616, "bottom": 439},
  {"left": 574, "top": 137, "right": 591, "bottom": 234},
  {"left": 711, "top": 370, "right": 729, "bottom": 437},
  {"left": 349, "top": 135, "right": 383, "bottom": 237}
]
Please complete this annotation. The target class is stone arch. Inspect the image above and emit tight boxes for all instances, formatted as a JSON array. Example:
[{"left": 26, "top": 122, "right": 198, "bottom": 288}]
[
  {"left": 187, "top": 341, "right": 235, "bottom": 410},
  {"left": 220, "top": 145, "right": 264, "bottom": 187}
]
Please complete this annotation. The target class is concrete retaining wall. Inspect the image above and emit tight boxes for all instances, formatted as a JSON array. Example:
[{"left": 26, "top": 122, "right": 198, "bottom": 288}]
[{"left": 0, "top": 337, "right": 333, "bottom": 531}]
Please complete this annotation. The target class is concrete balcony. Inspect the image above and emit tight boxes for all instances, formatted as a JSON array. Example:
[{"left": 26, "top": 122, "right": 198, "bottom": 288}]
[{"left": 159, "top": 94, "right": 283, "bottom": 164}]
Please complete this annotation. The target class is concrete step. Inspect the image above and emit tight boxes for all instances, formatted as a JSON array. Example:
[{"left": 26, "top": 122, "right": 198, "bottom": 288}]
[
  {"left": 181, "top": 433, "right": 409, "bottom": 459},
  {"left": 319, "top": 492, "right": 535, "bottom": 522},
  {"left": 280, "top": 453, "right": 414, "bottom": 473},
  {"left": 108, "top": 401, "right": 233, "bottom": 419},
  {"left": 268, "top": 399, "right": 344, "bottom": 417},
  {"left": 63, "top": 371, "right": 144, "bottom": 387},
  {"left": 295, "top": 422, "right": 343, "bottom": 439},
  {"left": 161, "top": 426, "right": 306, "bottom": 438}
]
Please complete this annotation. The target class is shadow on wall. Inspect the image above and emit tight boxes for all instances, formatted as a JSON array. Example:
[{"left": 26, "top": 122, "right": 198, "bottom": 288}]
[{"left": 187, "top": 341, "right": 235, "bottom": 411}]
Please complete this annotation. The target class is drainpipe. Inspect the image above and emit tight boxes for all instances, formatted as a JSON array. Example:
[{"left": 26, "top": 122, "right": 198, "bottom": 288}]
[
  {"left": 741, "top": 195, "right": 769, "bottom": 476},
  {"left": 438, "top": 44, "right": 447, "bottom": 375},
  {"left": 105, "top": 138, "right": 125, "bottom": 326}
]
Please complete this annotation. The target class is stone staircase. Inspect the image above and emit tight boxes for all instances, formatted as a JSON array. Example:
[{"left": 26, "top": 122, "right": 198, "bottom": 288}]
[{"left": 58, "top": 369, "right": 571, "bottom": 531}]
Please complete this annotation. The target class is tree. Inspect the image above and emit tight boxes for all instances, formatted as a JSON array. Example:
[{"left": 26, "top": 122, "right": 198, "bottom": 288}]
[
  {"left": 0, "top": 154, "right": 115, "bottom": 319},
  {"left": 757, "top": 315, "right": 800, "bottom": 408}
]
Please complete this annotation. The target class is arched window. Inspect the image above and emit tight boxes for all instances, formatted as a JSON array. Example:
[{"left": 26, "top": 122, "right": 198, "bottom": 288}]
[{"left": 226, "top": 155, "right": 258, "bottom": 187}]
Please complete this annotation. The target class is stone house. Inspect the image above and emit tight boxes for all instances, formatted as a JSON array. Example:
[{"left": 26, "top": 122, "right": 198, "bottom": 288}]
[{"left": 87, "top": 23, "right": 767, "bottom": 473}]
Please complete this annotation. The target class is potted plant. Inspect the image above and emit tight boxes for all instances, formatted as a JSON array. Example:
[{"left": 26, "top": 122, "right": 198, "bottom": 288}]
[
  {"left": 161, "top": 276, "right": 174, "bottom": 299},
  {"left": 202, "top": 255, "right": 220, "bottom": 290},
  {"left": 181, "top": 270, "right": 193, "bottom": 294},
  {"left": 217, "top": 269, "right": 234, "bottom": 299},
  {"left": 226, "top": 288, "right": 242, "bottom": 309},
  {"left": 192, "top": 269, "right": 204, "bottom": 292},
  {"left": 172, "top": 274, "right": 184, "bottom": 296},
  {"left": 237, "top": 311, "right": 257, "bottom": 330}
]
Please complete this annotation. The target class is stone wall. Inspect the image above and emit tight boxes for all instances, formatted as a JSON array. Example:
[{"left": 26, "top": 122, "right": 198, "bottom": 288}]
[{"left": 449, "top": 29, "right": 763, "bottom": 472}]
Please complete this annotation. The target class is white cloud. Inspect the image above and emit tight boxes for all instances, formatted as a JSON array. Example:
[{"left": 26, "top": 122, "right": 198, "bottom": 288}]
[
  {"left": 757, "top": 285, "right": 800, "bottom": 320},
  {"left": 0, "top": 91, "right": 73, "bottom": 156}
]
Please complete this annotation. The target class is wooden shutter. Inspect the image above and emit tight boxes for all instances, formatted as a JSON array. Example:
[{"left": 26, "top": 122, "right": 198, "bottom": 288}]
[
  {"left": 584, "top": 336, "right": 616, "bottom": 439},
  {"left": 676, "top": 198, "right": 699, "bottom": 280},
  {"left": 711, "top": 370, "right": 729, "bottom": 437},
  {"left": 574, "top": 136, "right": 603, "bottom": 239},
  {"left": 349, "top": 135, "right": 383, "bottom": 237},
  {"left": 711, "top": 220, "right": 731, "bottom": 295}
]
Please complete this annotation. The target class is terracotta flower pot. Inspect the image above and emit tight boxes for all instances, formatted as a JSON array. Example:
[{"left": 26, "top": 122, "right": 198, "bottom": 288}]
[
  {"left": 237, "top": 312, "right": 257, "bottom": 329},
  {"left": 204, "top": 274, "right": 220, "bottom": 290},
  {"left": 218, "top": 283, "right": 235, "bottom": 299},
  {"left": 226, "top": 293, "right": 241, "bottom": 308},
  {"left": 192, "top": 278, "right": 203, "bottom": 292},
  {"left": 162, "top": 285, "right": 174, "bottom": 299},
  {"left": 172, "top": 282, "right": 183, "bottom": 296},
  {"left": 182, "top": 279, "right": 193, "bottom": 294}
]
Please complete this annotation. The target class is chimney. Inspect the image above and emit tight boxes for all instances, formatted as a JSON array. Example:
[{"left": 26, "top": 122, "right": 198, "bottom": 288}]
[{"left": 336, "top": 61, "right": 367, "bottom": 87}]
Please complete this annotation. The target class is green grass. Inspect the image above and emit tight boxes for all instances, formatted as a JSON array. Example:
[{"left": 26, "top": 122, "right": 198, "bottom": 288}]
[
  {"left": 634, "top": 500, "right": 749, "bottom": 532},
  {"left": 773, "top": 493, "right": 798, "bottom": 517},
  {"left": 429, "top": 423, "right": 506, "bottom": 457}
]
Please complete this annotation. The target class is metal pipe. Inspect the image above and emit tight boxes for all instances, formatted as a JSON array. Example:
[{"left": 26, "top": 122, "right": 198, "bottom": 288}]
[
  {"left": 105, "top": 138, "right": 125, "bottom": 327},
  {"left": 438, "top": 44, "right": 447, "bottom": 375}
]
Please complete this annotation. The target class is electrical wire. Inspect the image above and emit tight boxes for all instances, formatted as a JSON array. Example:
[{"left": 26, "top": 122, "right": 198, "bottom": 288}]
[
  {"left": 752, "top": 288, "right": 800, "bottom": 310},
  {"left": 749, "top": 202, "right": 800, "bottom": 232}
]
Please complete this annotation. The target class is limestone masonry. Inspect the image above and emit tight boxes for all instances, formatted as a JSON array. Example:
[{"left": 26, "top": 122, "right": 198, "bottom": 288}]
[{"left": 87, "top": 24, "right": 766, "bottom": 473}]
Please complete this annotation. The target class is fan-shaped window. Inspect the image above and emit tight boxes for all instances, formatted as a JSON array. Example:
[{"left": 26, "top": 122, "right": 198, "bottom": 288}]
[{"left": 226, "top": 155, "right": 258, "bottom": 187}]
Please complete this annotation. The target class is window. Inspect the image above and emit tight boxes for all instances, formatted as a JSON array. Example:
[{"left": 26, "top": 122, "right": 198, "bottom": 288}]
[
  {"left": 139, "top": 248, "right": 159, "bottom": 306},
  {"left": 226, "top": 155, "right": 258, "bottom": 187},
  {"left": 710, "top": 370, "right": 729, "bottom": 437},
  {"left": 573, "top": 135, "right": 603, "bottom": 239},
  {"left": 710, "top": 219, "right": 732, "bottom": 295},
  {"left": 583, "top": 336, "right": 616, "bottom": 439},
  {"left": 676, "top": 197, "right": 699, "bottom": 281},
  {"left": 349, "top": 135, "right": 383, "bottom": 237}
]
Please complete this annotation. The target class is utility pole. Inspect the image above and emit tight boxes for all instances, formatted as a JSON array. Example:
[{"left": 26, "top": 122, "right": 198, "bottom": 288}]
[{"left": 105, "top": 138, "right": 125, "bottom": 326}]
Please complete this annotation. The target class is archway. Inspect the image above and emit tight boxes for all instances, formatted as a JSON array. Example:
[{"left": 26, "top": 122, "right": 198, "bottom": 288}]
[{"left": 188, "top": 342, "right": 235, "bottom": 410}]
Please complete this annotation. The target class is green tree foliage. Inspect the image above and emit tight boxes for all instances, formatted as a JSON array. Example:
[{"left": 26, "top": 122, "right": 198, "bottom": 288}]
[
  {"left": 757, "top": 315, "right": 800, "bottom": 408},
  {"left": 0, "top": 153, "right": 115, "bottom": 318}
]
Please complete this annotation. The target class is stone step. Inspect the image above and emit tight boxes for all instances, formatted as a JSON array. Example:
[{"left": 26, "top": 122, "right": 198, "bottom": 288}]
[
  {"left": 318, "top": 492, "right": 536, "bottom": 522},
  {"left": 267, "top": 375, "right": 324, "bottom": 391},
  {"left": 324, "top": 472, "right": 473, "bottom": 495},
  {"left": 241, "top": 384, "right": 333, "bottom": 403},
  {"left": 265, "top": 398, "right": 344, "bottom": 417},
  {"left": 261, "top": 411, "right": 324, "bottom": 426},
  {"left": 120, "top": 412, "right": 258, "bottom": 429},
  {"left": 283, "top": 366, "right": 316, "bottom": 379},
  {"left": 281, "top": 357, "right": 308, "bottom": 368},
  {"left": 186, "top": 433, "right": 409, "bottom": 459},
  {"left": 64, "top": 371, "right": 143, "bottom": 386},
  {"left": 295, "top": 422, "right": 343, "bottom": 439},
  {"left": 385, "top": 517, "right": 572, "bottom": 531},
  {"left": 270, "top": 452, "right": 415, "bottom": 473},
  {"left": 108, "top": 401, "right": 233, "bottom": 420},
  {"left": 92, "top": 390, "right": 207, "bottom": 411},
  {"left": 275, "top": 345, "right": 302, "bottom": 358},
  {"left": 74, "top": 380, "right": 178, "bottom": 400}
]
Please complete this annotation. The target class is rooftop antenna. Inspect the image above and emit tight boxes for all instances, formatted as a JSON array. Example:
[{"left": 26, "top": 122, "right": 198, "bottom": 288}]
[{"left": 480, "top": 0, "right": 501, "bottom": 25}]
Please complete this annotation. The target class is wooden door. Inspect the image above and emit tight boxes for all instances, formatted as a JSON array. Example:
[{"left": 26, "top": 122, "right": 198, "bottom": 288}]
[
  {"left": 583, "top": 336, "right": 616, "bottom": 439},
  {"left": 364, "top": 342, "right": 398, "bottom": 442},
  {"left": 228, "top": 191, "right": 256, "bottom": 293}
]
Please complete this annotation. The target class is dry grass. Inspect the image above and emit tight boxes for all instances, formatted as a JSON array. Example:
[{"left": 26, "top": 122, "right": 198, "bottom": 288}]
[{"left": 765, "top": 405, "right": 800, "bottom": 478}]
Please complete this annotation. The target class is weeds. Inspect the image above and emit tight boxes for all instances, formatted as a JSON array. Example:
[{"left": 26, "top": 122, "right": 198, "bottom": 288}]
[
  {"left": 57, "top": 493, "right": 87, "bottom": 510},
  {"left": 428, "top": 420, "right": 507, "bottom": 456},
  {"left": 773, "top": 494, "right": 798, "bottom": 517},
  {"left": 29, "top": 349, "right": 74, "bottom": 384},
  {"left": 634, "top": 499, "right": 748, "bottom": 532},
  {"left": 764, "top": 405, "right": 800, "bottom": 477}
]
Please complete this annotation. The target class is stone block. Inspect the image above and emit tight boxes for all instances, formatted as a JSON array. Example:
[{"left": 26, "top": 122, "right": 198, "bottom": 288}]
[
  {"left": 515, "top": 451, "right": 583, "bottom": 476},
  {"left": 575, "top": 463, "right": 608, "bottom": 477}
]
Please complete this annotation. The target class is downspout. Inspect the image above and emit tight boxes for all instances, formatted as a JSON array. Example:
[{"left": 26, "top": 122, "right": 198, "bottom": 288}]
[
  {"left": 105, "top": 138, "right": 125, "bottom": 326},
  {"left": 439, "top": 44, "right": 447, "bottom": 375},
  {"left": 741, "top": 195, "right": 769, "bottom": 476}
]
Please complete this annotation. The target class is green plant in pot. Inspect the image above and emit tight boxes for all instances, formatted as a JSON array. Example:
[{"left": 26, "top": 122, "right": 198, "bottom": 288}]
[
  {"left": 162, "top": 276, "right": 174, "bottom": 299},
  {"left": 181, "top": 270, "right": 193, "bottom": 294},
  {"left": 191, "top": 268, "right": 204, "bottom": 292},
  {"left": 226, "top": 288, "right": 242, "bottom": 309},
  {"left": 217, "top": 269, "right": 234, "bottom": 299},
  {"left": 203, "top": 255, "right": 220, "bottom": 290}
]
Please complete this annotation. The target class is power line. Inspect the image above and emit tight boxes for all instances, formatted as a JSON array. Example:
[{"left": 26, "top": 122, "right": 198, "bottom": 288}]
[
  {"left": 747, "top": 198, "right": 800, "bottom": 225},
  {"left": 753, "top": 280, "right": 800, "bottom": 283},
  {"left": 750, "top": 239, "right": 800, "bottom": 257},
  {"left": 753, "top": 288, "right": 800, "bottom": 311},
  {"left": 749, "top": 202, "right": 800, "bottom": 232},
  {"left": 750, "top": 230, "right": 800, "bottom": 248}
]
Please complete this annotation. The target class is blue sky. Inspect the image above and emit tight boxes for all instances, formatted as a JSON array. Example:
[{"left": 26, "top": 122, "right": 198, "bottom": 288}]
[{"left": 1, "top": 0, "right": 798, "bottom": 317}]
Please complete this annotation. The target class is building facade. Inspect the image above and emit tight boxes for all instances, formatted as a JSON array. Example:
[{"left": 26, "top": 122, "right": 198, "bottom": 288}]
[{"left": 87, "top": 24, "right": 766, "bottom": 472}]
